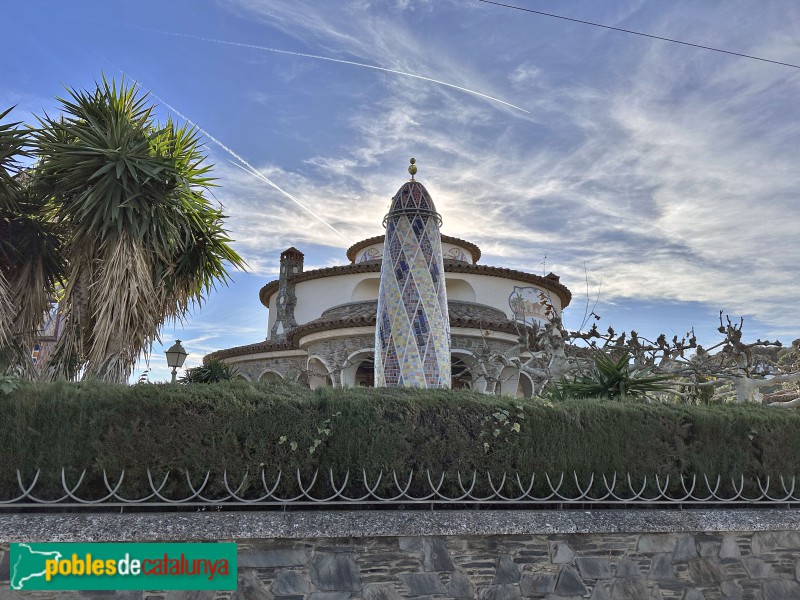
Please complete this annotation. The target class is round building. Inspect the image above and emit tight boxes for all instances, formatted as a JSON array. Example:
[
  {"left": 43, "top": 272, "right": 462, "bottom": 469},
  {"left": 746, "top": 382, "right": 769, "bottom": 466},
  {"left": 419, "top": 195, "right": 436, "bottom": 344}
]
[{"left": 207, "top": 164, "right": 571, "bottom": 397}]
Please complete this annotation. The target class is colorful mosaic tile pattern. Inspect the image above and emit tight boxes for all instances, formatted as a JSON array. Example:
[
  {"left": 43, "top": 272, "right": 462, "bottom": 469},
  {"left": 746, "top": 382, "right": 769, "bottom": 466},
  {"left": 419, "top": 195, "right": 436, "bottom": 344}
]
[{"left": 375, "top": 181, "right": 451, "bottom": 388}]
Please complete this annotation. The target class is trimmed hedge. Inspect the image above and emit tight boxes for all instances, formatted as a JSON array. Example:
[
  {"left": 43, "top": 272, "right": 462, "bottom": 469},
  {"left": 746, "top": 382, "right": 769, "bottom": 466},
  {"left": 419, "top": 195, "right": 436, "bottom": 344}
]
[{"left": 1, "top": 379, "right": 799, "bottom": 499}]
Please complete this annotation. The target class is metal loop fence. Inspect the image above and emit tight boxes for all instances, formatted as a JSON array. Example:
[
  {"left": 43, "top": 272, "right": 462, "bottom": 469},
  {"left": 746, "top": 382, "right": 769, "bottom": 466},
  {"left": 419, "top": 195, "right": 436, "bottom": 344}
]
[{"left": 0, "top": 469, "right": 798, "bottom": 509}]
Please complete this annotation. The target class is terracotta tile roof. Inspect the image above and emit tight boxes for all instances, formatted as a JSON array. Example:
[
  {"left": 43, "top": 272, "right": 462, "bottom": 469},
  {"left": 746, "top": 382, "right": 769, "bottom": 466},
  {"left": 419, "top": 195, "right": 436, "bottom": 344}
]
[
  {"left": 287, "top": 314, "right": 376, "bottom": 344},
  {"left": 443, "top": 261, "right": 572, "bottom": 307},
  {"left": 287, "top": 303, "right": 520, "bottom": 344},
  {"left": 318, "top": 300, "right": 507, "bottom": 322},
  {"left": 205, "top": 339, "right": 298, "bottom": 362},
  {"left": 207, "top": 301, "right": 533, "bottom": 361},
  {"left": 280, "top": 247, "right": 304, "bottom": 260},
  {"left": 345, "top": 234, "right": 482, "bottom": 264}
]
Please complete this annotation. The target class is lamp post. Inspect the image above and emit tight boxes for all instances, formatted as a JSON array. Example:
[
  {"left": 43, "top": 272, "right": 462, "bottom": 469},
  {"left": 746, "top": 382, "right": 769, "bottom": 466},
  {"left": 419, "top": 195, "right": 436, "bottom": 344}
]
[{"left": 165, "top": 340, "right": 188, "bottom": 383}]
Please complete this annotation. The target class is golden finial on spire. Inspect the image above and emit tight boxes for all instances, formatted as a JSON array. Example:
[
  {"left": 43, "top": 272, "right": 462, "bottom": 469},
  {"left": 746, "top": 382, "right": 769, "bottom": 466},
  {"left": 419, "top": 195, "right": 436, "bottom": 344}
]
[{"left": 408, "top": 157, "right": 417, "bottom": 180}]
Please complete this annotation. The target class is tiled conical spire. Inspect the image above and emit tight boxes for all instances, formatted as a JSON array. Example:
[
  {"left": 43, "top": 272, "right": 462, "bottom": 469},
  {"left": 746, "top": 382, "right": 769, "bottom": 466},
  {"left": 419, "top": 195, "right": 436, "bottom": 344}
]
[{"left": 375, "top": 158, "right": 451, "bottom": 388}]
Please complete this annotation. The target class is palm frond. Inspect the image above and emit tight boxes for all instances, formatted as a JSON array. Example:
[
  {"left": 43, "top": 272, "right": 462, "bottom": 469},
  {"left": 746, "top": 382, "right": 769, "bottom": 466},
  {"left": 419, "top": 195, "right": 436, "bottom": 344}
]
[
  {"left": 0, "top": 110, "right": 65, "bottom": 371},
  {"left": 0, "top": 269, "right": 14, "bottom": 359},
  {"left": 0, "top": 106, "right": 29, "bottom": 213}
]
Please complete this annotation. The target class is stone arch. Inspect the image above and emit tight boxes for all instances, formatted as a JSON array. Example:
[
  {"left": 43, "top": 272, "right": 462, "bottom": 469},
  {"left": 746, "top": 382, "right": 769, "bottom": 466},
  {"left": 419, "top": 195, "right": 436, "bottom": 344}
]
[
  {"left": 496, "top": 366, "right": 521, "bottom": 396},
  {"left": 516, "top": 371, "right": 534, "bottom": 398},
  {"left": 351, "top": 278, "right": 381, "bottom": 302},
  {"left": 234, "top": 372, "right": 251, "bottom": 382},
  {"left": 451, "top": 357, "right": 472, "bottom": 390},
  {"left": 341, "top": 349, "right": 375, "bottom": 388},
  {"left": 259, "top": 370, "right": 283, "bottom": 382},
  {"left": 307, "top": 356, "right": 332, "bottom": 390},
  {"left": 451, "top": 350, "right": 487, "bottom": 392}
]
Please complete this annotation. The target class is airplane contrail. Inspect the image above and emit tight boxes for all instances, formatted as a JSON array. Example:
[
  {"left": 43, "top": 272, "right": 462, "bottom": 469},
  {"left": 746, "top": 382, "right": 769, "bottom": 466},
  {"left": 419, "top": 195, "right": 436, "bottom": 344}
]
[
  {"left": 146, "top": 90, "right": 353, "bottom": 244},
  {"left": 135, "top": 27, "right": 530, "bottom": 114},
  {"left": 225, "top": 160, "right": 353, "bottom": 245}
]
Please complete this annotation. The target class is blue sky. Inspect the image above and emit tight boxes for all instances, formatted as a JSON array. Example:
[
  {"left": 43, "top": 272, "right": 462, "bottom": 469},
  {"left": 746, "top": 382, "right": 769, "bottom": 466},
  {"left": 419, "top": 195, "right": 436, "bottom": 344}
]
[{"left": 3, "top": 1, "right": 799, "bottom": 382}]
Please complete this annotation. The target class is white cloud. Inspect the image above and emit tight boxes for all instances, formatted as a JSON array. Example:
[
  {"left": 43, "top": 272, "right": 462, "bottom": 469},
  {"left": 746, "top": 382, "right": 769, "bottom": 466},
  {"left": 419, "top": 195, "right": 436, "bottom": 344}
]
[
  {"left": 509, "top": 64, "right": 542, "bottom": 86},
  {"left": 198, "top": 0, "right": 800, "bottom": 336}
]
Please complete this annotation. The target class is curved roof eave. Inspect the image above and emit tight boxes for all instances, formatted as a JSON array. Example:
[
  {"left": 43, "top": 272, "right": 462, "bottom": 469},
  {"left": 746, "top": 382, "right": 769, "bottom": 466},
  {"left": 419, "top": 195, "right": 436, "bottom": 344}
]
[
  {"left": 345, "top": 234, "right": 482, "bottom": 264},
  {"left": 204, "top": 313, "right": 537, "bottom": 362},
  {"left": 259, "top": 261, "right": 571, "bottom": 308},
  {"left": 287, "top": 314, "right": 530, "bottom": 346},
  {"left": 205, "top": 339, "right": 298, "bottom": 362}
]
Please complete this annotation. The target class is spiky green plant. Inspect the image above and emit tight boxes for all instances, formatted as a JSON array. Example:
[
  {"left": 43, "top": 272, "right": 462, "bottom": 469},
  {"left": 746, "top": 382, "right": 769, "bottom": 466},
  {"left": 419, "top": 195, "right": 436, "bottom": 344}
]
[
  {"left": 28, "top": 76, "right": 245, "bottom": 382},
  {"left": 557, "top": 351, "right": 672, "bottom": 401},
  {"left": 180, "top": 358, "right": 239, "bottom": 384},
  {"left": 0, "top": 106, "right": 26, "bottom": 357},
  {"left": 0, "top": 106, "right": 27, "bottom": 211}
]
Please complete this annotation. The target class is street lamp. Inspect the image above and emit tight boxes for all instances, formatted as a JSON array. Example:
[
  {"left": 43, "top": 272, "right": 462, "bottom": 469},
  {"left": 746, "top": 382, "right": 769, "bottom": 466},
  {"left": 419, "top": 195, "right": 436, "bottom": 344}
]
[{"left": 165, "top": 340, "right": 188, "bottom": 383}]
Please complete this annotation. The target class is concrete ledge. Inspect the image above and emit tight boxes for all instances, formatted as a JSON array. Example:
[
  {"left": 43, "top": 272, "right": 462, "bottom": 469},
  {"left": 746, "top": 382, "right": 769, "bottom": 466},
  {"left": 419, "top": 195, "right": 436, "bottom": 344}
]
[{"left": 2, "top": 509, "right": 800, "bottom": 542}]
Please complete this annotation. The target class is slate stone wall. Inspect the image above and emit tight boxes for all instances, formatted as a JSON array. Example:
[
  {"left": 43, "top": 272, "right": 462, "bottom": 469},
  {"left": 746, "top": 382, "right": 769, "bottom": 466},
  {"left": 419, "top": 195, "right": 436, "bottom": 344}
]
[
  {"left": 2, "top": 512, "right": 800, "bottom": 599},
  {"left": 230, "top": 531, "right": 800, "bottom": 600}
]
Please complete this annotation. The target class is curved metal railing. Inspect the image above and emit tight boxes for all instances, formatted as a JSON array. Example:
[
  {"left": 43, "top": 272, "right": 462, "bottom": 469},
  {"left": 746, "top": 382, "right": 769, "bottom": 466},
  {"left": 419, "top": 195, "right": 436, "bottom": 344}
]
[{"left": 0, "top": 469, "right": 797, "bottom": 509}]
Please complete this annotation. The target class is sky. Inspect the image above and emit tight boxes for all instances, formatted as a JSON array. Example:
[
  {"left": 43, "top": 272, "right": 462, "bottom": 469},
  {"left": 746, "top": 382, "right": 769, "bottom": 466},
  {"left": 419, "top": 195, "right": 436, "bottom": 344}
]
[{"left": 2, "top": 1, "right": 799, "bottom": 382}]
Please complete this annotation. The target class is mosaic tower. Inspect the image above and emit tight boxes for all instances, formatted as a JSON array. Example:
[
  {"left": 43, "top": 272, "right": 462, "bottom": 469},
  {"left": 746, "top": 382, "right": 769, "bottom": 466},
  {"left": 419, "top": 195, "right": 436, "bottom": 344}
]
[{"left": 375, "top": 159, "right": 451, "bottom": 388}]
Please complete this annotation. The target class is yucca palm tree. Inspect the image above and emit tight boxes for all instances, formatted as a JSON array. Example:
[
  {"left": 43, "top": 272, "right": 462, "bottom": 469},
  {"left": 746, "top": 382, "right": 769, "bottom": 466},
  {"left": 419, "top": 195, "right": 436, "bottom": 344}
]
[
  {"left": 28, "top": 76, "right": 244, "bottom": 382},
  {"left": 0, "top": 107, "right": 64, "bottom": 377},
  {"left": 0, "top": 107, "right": 27, "bottom": 356}
]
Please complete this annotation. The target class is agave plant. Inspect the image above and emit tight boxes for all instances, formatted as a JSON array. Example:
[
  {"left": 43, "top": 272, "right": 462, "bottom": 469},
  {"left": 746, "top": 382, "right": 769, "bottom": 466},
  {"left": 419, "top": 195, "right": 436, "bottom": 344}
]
[
  {"left": 180, "top": 358, "right": 239, "bottom": 384},
  {"left": 26, "top": 76, "right": 245, "bottom": 382},
  {"left": 557, "top": 351, "right": 672, "bottom": 401}
]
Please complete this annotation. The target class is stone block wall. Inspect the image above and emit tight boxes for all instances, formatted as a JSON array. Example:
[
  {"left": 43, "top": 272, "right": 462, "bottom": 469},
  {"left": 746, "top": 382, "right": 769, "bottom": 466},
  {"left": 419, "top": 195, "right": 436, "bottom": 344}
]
[
  {"left": 224, "top": 531, "right": 800, "bottom": 600},
  {"left": 1, "top": 511, "right": 800, "bottom": 599}
]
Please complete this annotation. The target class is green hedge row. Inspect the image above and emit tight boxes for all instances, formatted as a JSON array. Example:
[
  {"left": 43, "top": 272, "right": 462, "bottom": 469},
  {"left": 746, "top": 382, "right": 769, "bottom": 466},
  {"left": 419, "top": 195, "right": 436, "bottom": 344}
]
[{"left": 1, "top": 379, "right": 799, "bottom": 499}]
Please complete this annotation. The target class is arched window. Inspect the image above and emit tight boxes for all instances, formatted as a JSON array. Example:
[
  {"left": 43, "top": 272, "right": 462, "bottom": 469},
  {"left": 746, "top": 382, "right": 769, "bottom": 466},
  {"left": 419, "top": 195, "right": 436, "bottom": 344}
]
[
  {"left": 451, "top": 358, "right": 472, "bottom": 389},
  {"left": 341, "top": 351, "right": 374, "bottom": 387},
  {"left": 307, "top": 357, "right": 332, "bottom": 390},
  {"left": 517, "top": 372, "right": 534, "bottom": 398},
  {"left": 351, "top": 278, "right": 381, "bottom": 301},
  {"left": 497, "top": 366, "right": 520, "bottom": 396},
  {"left": 445, "top": 278, "right": 476, "bottom": 302},
  {"left": 355, "top": 360, "right": 374, "bottom": 387}
]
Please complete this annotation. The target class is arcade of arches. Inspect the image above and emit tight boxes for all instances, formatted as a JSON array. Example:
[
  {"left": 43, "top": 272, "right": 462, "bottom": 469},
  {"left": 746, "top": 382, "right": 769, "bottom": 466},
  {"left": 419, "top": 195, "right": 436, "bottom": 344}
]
[{"left": 248, "top": 352, "right": 533, "bottom": 398}]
